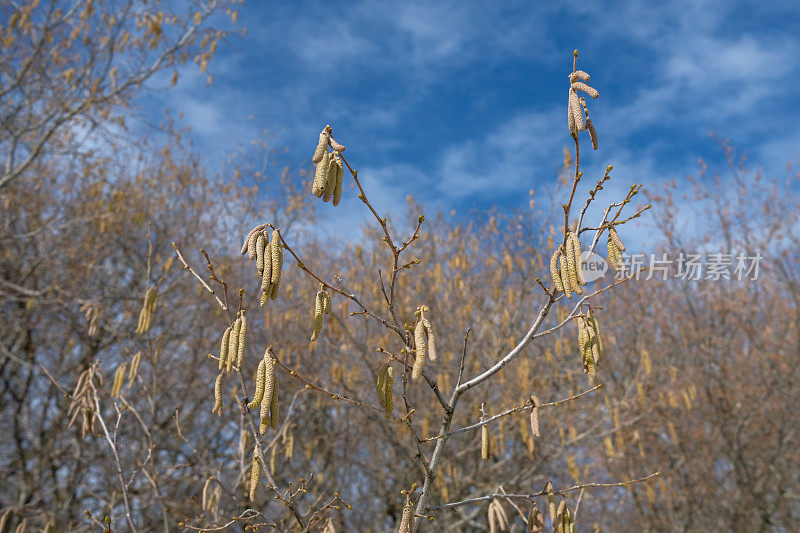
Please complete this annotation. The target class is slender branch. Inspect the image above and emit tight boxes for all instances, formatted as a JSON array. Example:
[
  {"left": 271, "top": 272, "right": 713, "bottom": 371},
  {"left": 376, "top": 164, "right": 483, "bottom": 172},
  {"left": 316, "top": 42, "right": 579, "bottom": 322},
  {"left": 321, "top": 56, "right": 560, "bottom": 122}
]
[{"left": 172, "top": 242, "right": 227, "bottom": 311}]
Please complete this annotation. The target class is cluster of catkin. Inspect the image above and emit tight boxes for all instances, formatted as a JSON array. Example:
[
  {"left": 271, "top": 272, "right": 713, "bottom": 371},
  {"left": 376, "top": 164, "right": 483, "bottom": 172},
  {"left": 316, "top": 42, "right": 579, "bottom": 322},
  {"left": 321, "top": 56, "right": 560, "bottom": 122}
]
[
  {"left": 211, "top": 312, "right": 247, "bottom": 416},
  {"left": 487, "top": 498, "right": 509, "bottom": 533},
  {"left": 247, "top": 347, "right": 279, "bottom": 435},
  {"left": 606, "top": 226, "right": 626, "bottom": 271},
  {"left": 412, "top": 305, "right": 436, "bottom": 382},
  {"left": 135, "top": 286, "right": 158, "bottom": 333},
  {"left": 577, "top": 309, "right": 604, "bottom": 384},
  {"left": 311, "top": 125, "right": 346, "bottom": 206},
  {"left": 241, "top": 225, "right": 284, "bottom": 305},
  {"left": 111, "top": 352, "right": 140, "bottom": 398},
  {"left": 547, "top": 482, "right": 575, "bottom": 533},
  {"left": 550, "top": 231, "right": 584, "bottom": 298},
  {"left": 67, "top": 366, "right": 101, "bottom": 438},
  {"left": 310, "top": 285, "right": 332, "bottom": 341},
  {"left": 567, "top": 53, "right": 599, "bottom": 150},
  {"left": 527, "top": 503, "right": 545, "bottom": 533},
  {"left": 376, "top": 362, "right": 394, "bottom": 415}
]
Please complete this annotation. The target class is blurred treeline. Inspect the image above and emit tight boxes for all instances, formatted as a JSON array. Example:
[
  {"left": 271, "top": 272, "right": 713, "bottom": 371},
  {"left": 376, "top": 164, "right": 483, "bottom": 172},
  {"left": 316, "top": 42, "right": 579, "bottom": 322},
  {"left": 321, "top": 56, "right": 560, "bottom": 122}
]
[{"left": 1, "top": 1, "right": 799, "bottom": 532}]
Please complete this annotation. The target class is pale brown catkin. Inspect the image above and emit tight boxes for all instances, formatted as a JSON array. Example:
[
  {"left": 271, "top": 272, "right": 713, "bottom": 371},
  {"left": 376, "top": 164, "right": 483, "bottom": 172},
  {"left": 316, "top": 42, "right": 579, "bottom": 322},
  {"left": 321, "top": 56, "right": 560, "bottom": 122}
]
[
  {"left": 587, "top": 310, "right": 605, "bottom": 363},
  {"left": 329, "top": 135, "right": 345, "bottom": 152},
  {"left": 571, "top": 81, "right": 599, "bottom": 99},
  {"left": 569, "top": 70, "right": 590, "bottom": 83},
  {"left": 481, "top": 422, "right": 490, "bottom": 460},
  {"left": 559, "top": 253, "right": 573, "bottom": 299},
  {"left": 249, "top": 448, "right": 261, "bottom": 501},
  {"left": 270, "top": 229, "right": 283, "bottom": 300},
  {"left": 332, "top": 155, "right": 344, "bottom": 206},
  {"left": 323, "top": 290, "right": 332, "bottom": 314},
  {"left": 255, "top": 232, "right": 266, "bottom": 275},
  {"left": 568, "top": 231, "right": 586, "bottom": 285},
  {"left": 312, "top": 127, "right": 330, "bottom": 164},
  {"left": 311, "top": 290, "right": 324, "bottom": 341},
  {"left": 555, "top": 500, "right": 566, "bottom": 533},
  {"left": 607, "top": 234, "right": 623, "bottom": 271},
  {"left": 564, "top": 233, "right": 583, "bottom": 295},
  {"left": 212, "top": 372, "right": 223, "bottom": 415},
  {"left": 236, "top": 312, "right": 247, "bottom": 367},
  {"left": 568, "top": 88, "right": 583, "bottom": 134},
  {"left": 227, "top": 317, "right": 241, "bottom": 373},
  {"left": 587, "top": 119, "right": 598, "bottom": 150},
  {"left": 384, "top": 366, "right": 394, "bottom": 414},
  {"left": 528, "top": 503, "right": 545, "bottom": 533},
  {"left": 376, "top": 363, "right": 389, "bottom": 410},
  {"left": 550, "top": 247, "right": 564, "bottom": 293},
  {"left": 313, "top": 150, "right": 330, "bottom": 197},
  {"left": 259, "top": 351, "right": 275, "bottom": 434},
  {"left": 261, "top": 239, "right": 273, "bottom": 298},
  {"left": 269, "top": 374, "right": 279, "bottom": 430},
  {"left": 547, "top": 482, "right": 556, "bottom": 530},
  {"left": 422, "top": 313, "right": 437, "bottom": 362},
  {"left": 219, "top": 325, "right": 231, "bottom": 371},
  {"left": 247, "top": 358, "right": 267, "bottom": 409},
  {"left": 398, "top": 494, "right": 414, "bottom": 533},
  {"left": 609, "top": 226, "right": 626, "bottom": 251},
  {"left": 529, "top": 394, "right": 541, "bottom": 438},
  {"left": 412, "top": 315, "right": 427, "bottom": 382},
  {"left": 322, "top": 152, "right": 338, "bottom": 202}
]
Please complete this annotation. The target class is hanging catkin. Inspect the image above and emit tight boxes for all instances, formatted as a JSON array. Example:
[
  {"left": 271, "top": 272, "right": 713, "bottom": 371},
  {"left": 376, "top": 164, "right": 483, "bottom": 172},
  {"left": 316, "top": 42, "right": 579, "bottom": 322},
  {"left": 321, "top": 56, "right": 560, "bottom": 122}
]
[
  {"left": 332, "top": 156, "right": 344, "bottom": 206},
  {"left": 384, "top": 366, "right": 394, "bottom": 414},
  {"left": 607, "top": 233, "right": 624, "bottom": 271},
  {"left": 237, "top": 312, "right": 247, "bottom": 367},
  {"left": 481, "top": 422, "right": 490, "bottom": 460},
  {"left": 587, "top": 310, "right": 605, "bottom": 363},
  {"left": 259, "top": 351, "right": 276, "bottom": 434},
  {"left": 412, "top": 318, "right": 426, "bottom": 382},
  {"left": 558, "top": 253, "right": 573, "bottom": 299},
  {"left": 227, "top": 316, "right": 241, "bottom": 373},
  {"left": 270, "top": 229, "right": 283, "bottom": 300},
  {"left": 261, "top": 239, "right": 273, "bottom": 297},
  {"left": 135, "top": 287, "right": 158, "bottom": 333},
  {"left": 255, "top": 232, "right": 266, "bottom": 275},
  {"left": 249, "top": 448, "right": 261, "bottom": 501},
  {"left": 529, "top": 394, "right": 541, "bottom": 438},
  {"left": 609, "top": 226, "right": 626, "bottom": 251},
  {"left": 219, "top": 326, "right": 231, "bottom": 371},
  {"left": 311, "top": 290, "right": 324, "bottom": 341},
  {"left": 269, "top": 374, "right": 279, "bottom": 430},
  {"left": 128, "top": 351, "right": 141, "bottom": 388},
  {"left": 212, "top": 372, "right": 223, "bottom": 415},
  {"left": 112, "top": 363, "right": 127, "bottom": 398},
  {"left": 547, "top": 482, "right": 556, "bottom": 530},
  {"left": 313, "top": 151, "right": 330, "bottom": 197},
  {"left": 398, "top": 493, "right": 414, "bottom": 533},
  {"left": 422, "top": 311, "right": 437, "bottom": 362},
  {"left": 312, "top": 126, "right": 330, "bottom": 164},
  {"left": 568, "top": 231, "right": 586, "bottom": 284},
  {"left": 247, "top": 358, "right": 267, "bottom": 409},
  {"left": 564, "top": 233, "right": 583, "bottom": 295},
  {"left": 550, "top": 247, "right": 563, "bottom": 293},
  {"left": 527, "top": 503, "right": 545, "bottom": 533},
  {"left": 569, "top": 70, "right": 590, "bottom": 83},
  {"left": 555, "top": 500, "right": 566, "bottom": 533}
]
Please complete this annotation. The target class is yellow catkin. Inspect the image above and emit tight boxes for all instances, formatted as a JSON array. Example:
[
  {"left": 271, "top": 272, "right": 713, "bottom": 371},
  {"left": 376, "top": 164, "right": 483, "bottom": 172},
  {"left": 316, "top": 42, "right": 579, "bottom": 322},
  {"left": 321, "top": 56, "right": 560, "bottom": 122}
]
[
  {"left": 376, "top": 363, "right": 389, "bottom": 410},
  {"left": 112, "top": 363, "right": 127, "bottom": 398},
  {"left": 212, "top": 372, "right": 223, "bottom": 415},
  {"left": 236, "top": 312, "right": 247, "bottom": 367},
  {"left": 261, "top": 240, "right": 273, "bottom": 296},
  {"left": 587, "top": 311, "right": 603, "bottom": 364},
  {"left": 247, "top": 358, "right": 267, "bottom": 409},
  {"left": 609, "top": 226, "right": 626, "bottom": 251},
  {"left": 311, "top": 290, "right": 324, "bottom": 341},
  {"left": 412, "top": 318, "right": 426, "bottom": 382},
  {"left": 550, "top": 247, "right": 563, "bottom": 293},
  {"left": 313, "top": 151, "right": 330, "bottom": 197},
  {"left": 242, "top": 225, "right": 259, "bottom": 258},
  {"left": 607, "top": 235, "right": 623, "bottom": 270},
  {"left": 554, "top": 499, "right": 566, "bottom": 533},
  {"left": 323, "top": 290, "right": 332, "bottom": 314},
  {"left": 312, "top": 128, "right": 330, "bottom": 164},
  {"left": 568, "top": 231, "right": 586, "bottom": 285},
  {"left": 322, "top": 152, "right": 338, "bottom": 202},
  {"left": 136, "top": 287, "right": 157, "bottom": 333},
  {"left": 128, "top": 351, "right": 141, "bottom": 388},
  {"left": 249, "top": 449, "right": 261, "bottom": 501},
  {"left": 571, "top": 81, "right": 599, "bottom": 99},
  {"left": 558, "top": 253, "right": 572, "bottom": 299},
  {"left": 219, "top": 326, "right": 231, "bottom": 371},
  {"left": 332, "top": 156, "right": 344, "bottom": 206},
  {"left": 385, "top": 366, "right": 394, "bottom": 414},
  {"left": 227, "top": 317, "right": 241, "bottom": 373},
  {"left": 269, "top": 374, "right": 279, "bottom": 430},
  {"left": 270, "top": 229, "right": 283, "bottom": 299},
  {"left": 481, "top": 423, "right": 490, "bottom": 459},
  {"left": 528, "top": 503, "right": 545, "bottom": 533}
]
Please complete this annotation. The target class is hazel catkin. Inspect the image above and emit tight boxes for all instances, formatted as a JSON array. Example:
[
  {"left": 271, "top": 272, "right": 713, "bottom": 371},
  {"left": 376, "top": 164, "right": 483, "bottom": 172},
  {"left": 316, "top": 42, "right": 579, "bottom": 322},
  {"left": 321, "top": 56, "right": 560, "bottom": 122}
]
[
  {"left": 249, "top": 448, "right": 261, "bottom": 501},
  {"left": 247, "top": 358, "right": 267, "bottom": 410}
]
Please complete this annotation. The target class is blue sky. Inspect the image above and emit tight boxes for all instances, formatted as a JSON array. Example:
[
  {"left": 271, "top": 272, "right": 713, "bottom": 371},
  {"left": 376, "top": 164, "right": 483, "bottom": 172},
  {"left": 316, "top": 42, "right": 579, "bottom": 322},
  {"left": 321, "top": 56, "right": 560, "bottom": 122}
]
[{"left": 142, "top": 0, "right": 800, "bottom": 242}]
